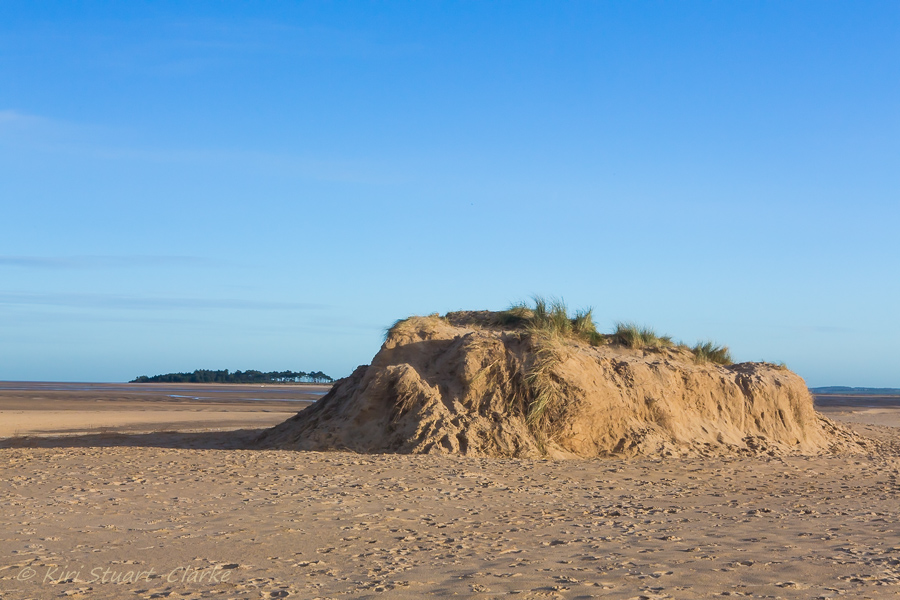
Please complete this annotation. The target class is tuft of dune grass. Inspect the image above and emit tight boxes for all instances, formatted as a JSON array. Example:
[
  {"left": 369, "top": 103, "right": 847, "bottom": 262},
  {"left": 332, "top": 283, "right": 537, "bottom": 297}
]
[
  {"left": 612, "top": 322, "right": 674, "bottom": 349},
  {"left": 500, "top": 296, "right": 606, "bottom": 346},
  {"left": 523, "top": 339, "right": 563, "bottom": 430},
  {"left": 691, "top": 340, "right": 733, "bottom": 365}
]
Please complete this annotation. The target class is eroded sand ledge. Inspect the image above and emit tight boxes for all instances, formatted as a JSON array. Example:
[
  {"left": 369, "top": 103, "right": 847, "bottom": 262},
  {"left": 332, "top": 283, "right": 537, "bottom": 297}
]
[{"left": 259, "top": 312, "right": 869, "bottom": 457}]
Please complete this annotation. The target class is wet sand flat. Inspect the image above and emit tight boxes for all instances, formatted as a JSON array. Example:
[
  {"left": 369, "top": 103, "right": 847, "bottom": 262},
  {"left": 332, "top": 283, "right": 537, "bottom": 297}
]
[
  {"left": 0, "top": 382, "right": 322, "bottom": 437},
  {"left": 0, "top": 389, "right": 898, "bottom": 599},
  {"left": 816, "top": 394, "right": 900, "bottom": 451}
]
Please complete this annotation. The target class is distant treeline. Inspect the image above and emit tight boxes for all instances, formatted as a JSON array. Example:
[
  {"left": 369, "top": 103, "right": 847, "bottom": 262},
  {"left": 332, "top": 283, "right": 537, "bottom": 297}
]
[{"left": 130, "top": 369, "right": 334, "bottom": 384}]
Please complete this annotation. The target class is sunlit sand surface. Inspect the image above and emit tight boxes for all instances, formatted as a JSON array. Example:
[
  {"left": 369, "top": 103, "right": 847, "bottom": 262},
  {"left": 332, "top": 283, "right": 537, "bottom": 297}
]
[{"left": 1, "top": 386, "right": 898, "bottom": 598}]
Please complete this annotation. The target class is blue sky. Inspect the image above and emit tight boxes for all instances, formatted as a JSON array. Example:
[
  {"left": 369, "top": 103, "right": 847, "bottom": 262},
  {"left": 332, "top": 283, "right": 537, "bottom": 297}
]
[{"left": 1, "top": 1, "right": 898, "bottom": 386}]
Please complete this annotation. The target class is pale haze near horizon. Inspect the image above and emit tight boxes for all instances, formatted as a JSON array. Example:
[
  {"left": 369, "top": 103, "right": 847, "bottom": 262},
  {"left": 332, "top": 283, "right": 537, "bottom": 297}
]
[{"left": 1, "top": 2, "right": 898, "bottom": 387}]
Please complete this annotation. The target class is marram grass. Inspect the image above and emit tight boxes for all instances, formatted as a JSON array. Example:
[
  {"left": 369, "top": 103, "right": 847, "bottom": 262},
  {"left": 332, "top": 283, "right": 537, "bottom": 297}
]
[
  {"left": 523, "top": 341, "right": 563, "bottom": 429},
  {"left": 691, "top": 340, "right": 734, "bottom": 365},
  {"left": 612, "top": 322, "right": 674, "bottom": 349},
  {"left": 500, "top": 296, "right": 605, "bottom": 346}
]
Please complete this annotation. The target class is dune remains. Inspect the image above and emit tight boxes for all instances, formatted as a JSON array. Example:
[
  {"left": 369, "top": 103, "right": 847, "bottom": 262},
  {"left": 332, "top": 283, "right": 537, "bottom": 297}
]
[{"left": 259, "top": 310, "right": 868, "bottom": 458}]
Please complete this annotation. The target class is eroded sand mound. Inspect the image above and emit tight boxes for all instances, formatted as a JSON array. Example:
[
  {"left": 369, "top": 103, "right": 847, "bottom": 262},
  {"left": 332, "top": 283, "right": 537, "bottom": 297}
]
[{"left": 258, "top": 312, "right": 868, "bottom": 457}]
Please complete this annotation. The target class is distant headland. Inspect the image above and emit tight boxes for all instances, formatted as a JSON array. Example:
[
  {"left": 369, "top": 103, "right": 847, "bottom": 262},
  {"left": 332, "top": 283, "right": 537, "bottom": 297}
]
[
  {"left": 810, "top": 386, "right": 900, "bottom": 396},
  {"left": 130, "top": 369, "right": 334, "bottom": 384}
]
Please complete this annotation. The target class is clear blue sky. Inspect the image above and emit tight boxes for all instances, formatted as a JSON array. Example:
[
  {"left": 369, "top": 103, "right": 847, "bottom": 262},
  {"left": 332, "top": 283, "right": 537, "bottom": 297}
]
[{"left": 1, "top": 2, "right": 898, "bottom": 386}]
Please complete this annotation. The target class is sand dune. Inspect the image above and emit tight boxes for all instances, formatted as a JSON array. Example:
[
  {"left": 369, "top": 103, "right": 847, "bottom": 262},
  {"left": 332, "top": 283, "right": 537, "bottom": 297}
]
[{"left": 259, "top": 313, "right": 867, "bottom": 457}]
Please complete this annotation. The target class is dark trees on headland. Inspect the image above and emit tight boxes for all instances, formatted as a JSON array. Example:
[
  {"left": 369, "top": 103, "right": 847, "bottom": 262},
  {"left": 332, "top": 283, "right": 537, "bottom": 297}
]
[{"left": 130, "top": 369, "right": 333, "bottom": 384}]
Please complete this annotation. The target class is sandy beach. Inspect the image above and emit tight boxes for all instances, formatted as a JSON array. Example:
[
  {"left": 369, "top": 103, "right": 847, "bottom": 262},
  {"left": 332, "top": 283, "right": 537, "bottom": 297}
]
[{"left": 1, "top": 386, "right": 899, "bottom": 599}]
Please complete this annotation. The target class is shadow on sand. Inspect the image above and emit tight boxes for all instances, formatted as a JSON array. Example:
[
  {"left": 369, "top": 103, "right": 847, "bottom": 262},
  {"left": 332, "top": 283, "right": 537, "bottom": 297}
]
[{"left": 0, "top": 429, "right": 268, "bottom": 450}]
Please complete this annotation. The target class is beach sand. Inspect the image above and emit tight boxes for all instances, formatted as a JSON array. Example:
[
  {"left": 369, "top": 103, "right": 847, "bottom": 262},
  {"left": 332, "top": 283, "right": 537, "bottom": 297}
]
[{"left": 1, "top": 387, "right": 899, "bottom": 599}]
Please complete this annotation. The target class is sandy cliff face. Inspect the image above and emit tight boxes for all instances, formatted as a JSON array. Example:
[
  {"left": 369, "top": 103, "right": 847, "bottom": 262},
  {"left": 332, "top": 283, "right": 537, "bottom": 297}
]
[{"left": 258, "top": 313, "right": 866, "bottom": 457}]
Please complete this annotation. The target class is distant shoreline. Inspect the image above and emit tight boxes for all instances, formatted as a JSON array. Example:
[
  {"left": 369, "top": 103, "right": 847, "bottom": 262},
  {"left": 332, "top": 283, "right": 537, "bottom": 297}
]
[
  {"left": 0, "top": 380, "right": 332, "bottom": 390},
  {"left": 0, "top": 380, "right": 327, "bottom": 439},
  {"left": 128, "top": 381, "right": 328, "bottom": 386},
  {"left": 810, "top": 386, "right": 900, "bottom": 396}
]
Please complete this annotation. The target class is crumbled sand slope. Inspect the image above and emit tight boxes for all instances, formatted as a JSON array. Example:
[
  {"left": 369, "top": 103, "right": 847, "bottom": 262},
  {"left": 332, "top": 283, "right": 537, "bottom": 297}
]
[{"left": 259, "top": 314, "right": 867, "bottom": 457}]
